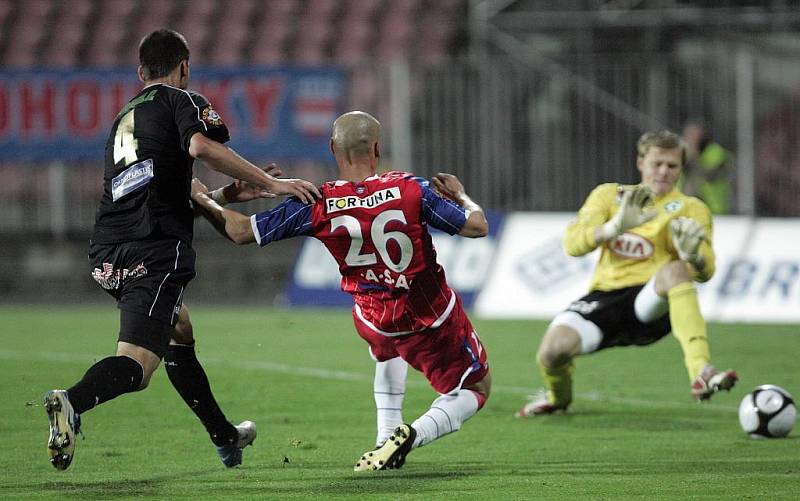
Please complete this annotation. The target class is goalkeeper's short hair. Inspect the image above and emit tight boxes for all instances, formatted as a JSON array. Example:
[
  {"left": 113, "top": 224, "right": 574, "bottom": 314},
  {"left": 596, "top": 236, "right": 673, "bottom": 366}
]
[{"left": 637, "top": 130, "right": 687, "bottom": 166}]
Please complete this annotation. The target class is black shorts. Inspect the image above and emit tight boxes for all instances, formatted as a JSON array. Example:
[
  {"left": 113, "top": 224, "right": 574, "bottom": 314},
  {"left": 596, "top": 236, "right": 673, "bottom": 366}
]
[
  {"left": 567, "top": 285, "right": 671, "bottom": 351},
  {"left": 89, "top": 238, "right": 196, "bottom": 355}
]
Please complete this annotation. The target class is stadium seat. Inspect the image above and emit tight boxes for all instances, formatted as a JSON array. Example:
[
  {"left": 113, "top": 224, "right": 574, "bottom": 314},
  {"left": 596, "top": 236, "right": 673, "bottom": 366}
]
[
  {"left": 4, "top": 24, "right": 44, "bottom": 68},
  {"left": 84, "top": 14, "right": 130, "bottom": 67},
  {"left": 348, "top": 69, "right": 379, "bottom": 109},
  {"left": 225, "top": 0, "right": 259, "bottom": 19},
  {"left": 56, "top": 0, "right": 94, "bottom": 24},
  {"left": 116, "top": 1, "right": 178, "bottom": 65},
  {"left": 100, "top": 0, "right": 136, "bottom": 21},
  {"left": 43, "top": 27, "right": 84, "bottom": 67},
  {"left": 294, "top": 43, "right": 328, "bottom": 64},
  {"left": 391, "top": 0, "right": 419, "bottom": 15},
  {"left": 17, "top": 0, "right": 53, "bottom": 19},
  {"left": 305, "top": 0, "right": 339, "bottom": 18},
  {"left": 344, "top": 0, "right": 383, "bottom": 21},
  {"left": 208, "top": 41, "right": 247, "bottom": 67},
  {"left": 172, "top": 19, "right": 211, "bottom": 63},
  {"left": 270, "top": 0, "right": 301, "bottom": 16},
  {"left": 0, "top": 0, "right": 13, "bottom": 27},
  {"left": 250, "top": 43, "right": 287, "bottom": 65}
]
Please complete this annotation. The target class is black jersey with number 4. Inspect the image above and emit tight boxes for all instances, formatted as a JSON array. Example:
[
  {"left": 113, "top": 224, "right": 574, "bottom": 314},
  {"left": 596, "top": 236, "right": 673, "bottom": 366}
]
[{"left": 91, "top": 83, "right": 229, "bottom": 244}]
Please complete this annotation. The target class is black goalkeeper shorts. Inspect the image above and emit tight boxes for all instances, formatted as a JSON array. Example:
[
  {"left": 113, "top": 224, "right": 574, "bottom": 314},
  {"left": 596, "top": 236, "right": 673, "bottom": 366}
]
[{"left": 567, "top": 285, "right": 672, "bottom": 351}]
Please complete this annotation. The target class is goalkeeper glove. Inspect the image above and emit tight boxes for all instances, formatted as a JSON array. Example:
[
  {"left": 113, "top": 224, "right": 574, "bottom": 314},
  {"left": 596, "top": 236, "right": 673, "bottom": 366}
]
[
  {"left": 670, "top": 217, "right": 705, "bottom": 267},
  {"left": 598, "top": 185, "right": 657, "bottom": 241}
]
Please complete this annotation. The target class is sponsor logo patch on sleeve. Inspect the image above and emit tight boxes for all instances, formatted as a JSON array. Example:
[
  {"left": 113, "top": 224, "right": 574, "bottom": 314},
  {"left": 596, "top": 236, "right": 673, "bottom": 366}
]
[{"left": 201, "top": 105, "right": 224, "bottom": 126}]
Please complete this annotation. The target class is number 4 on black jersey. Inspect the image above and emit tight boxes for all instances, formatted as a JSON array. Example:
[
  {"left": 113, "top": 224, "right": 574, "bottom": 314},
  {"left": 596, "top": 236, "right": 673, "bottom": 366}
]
[{"left": 92, "top": 84, "right": 229, "bottom": 245}]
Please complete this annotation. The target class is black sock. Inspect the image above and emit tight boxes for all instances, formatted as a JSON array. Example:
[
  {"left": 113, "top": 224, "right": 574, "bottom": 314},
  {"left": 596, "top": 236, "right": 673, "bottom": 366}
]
[
  {"left": 164, "top": 344, "right": 237, "bottom": 447},
  {"left": 66, "top": 356, "right": 144, "bottom": 414}
]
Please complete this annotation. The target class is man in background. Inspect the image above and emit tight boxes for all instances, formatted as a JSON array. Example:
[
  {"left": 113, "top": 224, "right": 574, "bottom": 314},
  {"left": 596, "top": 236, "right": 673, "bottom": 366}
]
[{"left": 681, "top": 121, "right": 735, "bottom": 214}]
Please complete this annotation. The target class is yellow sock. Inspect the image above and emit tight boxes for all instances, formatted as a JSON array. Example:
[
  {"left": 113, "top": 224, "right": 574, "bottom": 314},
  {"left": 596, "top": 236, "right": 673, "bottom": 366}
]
[
  {"left": 668, "top": 282, "right": 710, "bottom": 381},
  {"left": 538, "top": 358, "right": 574, "bottom": 407}
]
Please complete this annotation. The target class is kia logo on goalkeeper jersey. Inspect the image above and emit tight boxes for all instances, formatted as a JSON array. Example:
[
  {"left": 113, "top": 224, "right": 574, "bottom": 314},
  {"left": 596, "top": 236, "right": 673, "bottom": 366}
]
[{"left": 609, "top": 233, "right": 654, "bottom": 260}]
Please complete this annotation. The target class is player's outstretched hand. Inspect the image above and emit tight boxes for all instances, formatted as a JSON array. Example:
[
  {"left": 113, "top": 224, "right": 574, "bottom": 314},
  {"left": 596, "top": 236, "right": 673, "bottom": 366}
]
[
  {"left": 191, "top": 177, "right": 210, "bottom": 199},
  {"left": 431, "top": 173, "right": 466, "bottom": 202},
  {"left": 599, "top": 184, "right": 656, "bottom": 241},
  {"left": 219, "top": 163, "right": 285, "bottom": 203},
  {"left": 670, "top": 216, "right": 705, "bottom": 266},
  {"left": 268, "top": 177, "right": 321, "bottom": 204}
]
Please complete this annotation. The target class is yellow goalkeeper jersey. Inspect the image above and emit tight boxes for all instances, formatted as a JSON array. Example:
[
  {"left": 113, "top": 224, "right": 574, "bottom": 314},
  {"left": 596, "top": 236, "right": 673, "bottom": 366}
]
[{"left": 563, "top": 183, "right": 715, "bottom": 292}]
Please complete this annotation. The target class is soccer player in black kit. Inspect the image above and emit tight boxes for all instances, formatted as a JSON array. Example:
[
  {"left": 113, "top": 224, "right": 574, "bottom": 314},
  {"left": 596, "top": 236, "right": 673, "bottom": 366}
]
[{"left": 43, "top": 29, "right": 320, "bottom": 470}]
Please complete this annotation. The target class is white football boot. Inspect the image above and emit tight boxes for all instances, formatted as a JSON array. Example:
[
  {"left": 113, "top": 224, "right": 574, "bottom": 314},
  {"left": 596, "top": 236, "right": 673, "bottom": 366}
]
[
  {"left": 216, "top": 420, "right": 257, "bottom": 467},
  {"left": 515, "top": 390, "right": 571, "bottom": 418},
  {"left": 44, "top": 389, "right": 81, "bottom": 470}
]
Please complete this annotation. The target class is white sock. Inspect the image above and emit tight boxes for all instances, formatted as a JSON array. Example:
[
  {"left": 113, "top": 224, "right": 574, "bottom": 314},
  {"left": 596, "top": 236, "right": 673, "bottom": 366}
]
[
  {"left": 411, "top": 390, "right": 479, "bottom": 449},
  {"left": 374, "top": 357, "right": 408, "bottom": 446}
]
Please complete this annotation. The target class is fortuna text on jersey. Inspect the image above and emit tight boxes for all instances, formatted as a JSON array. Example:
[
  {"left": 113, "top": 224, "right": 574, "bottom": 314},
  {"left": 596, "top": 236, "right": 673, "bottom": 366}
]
[{"left": 326, "top": 187, "right": 401, "bottom": 213}]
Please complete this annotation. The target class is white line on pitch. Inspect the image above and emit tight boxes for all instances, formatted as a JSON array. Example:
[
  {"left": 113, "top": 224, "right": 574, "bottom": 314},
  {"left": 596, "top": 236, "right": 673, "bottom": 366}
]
[{"left": 0, "top": 349, "right": 738, "bottom": 413}]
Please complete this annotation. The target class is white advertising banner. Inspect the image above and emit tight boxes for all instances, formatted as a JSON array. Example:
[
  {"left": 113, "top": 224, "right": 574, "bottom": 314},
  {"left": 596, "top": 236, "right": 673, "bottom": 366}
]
[
  {"left": 287, "top": 221, "right": 503, "bottom": 308},
  {"left": 475, "top": 214, "right": 800, "bottom": 323}
]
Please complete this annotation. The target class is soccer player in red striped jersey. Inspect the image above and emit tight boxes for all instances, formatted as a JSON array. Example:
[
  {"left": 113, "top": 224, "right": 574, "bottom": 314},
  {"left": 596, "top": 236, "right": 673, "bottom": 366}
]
[{"left": 191, "top": 111, "right": 491, "bottom": 471}]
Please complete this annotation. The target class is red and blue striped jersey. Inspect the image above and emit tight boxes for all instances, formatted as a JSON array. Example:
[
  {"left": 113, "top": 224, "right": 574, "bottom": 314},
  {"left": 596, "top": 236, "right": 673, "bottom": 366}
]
[{"left": 251, "top": 171, "right": 468, "bottom": 335}]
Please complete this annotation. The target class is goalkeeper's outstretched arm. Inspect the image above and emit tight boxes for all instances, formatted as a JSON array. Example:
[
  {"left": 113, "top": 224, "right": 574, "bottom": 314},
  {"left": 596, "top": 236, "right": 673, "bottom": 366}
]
[{"left": 564, "top": 184, "right": 656, "bottom": 256}]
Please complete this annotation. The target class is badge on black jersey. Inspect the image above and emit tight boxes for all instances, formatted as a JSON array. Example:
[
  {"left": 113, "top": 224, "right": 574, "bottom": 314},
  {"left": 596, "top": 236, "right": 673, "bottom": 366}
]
[
  {"left": 112, "top": 159, "right": 153, "bottom": 201},
  {"left": 201, "top": 106, "right": 224, "bottom": 126}
]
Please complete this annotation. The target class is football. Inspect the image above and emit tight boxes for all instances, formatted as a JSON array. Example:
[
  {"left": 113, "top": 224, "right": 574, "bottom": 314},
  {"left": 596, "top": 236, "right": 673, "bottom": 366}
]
[{"left": 738, "top": 385, "right": 796, "bottom": 439}]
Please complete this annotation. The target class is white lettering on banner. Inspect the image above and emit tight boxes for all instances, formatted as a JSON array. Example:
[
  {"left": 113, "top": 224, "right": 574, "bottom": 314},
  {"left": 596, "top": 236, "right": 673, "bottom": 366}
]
[
  {"left": 716, "top": 259, "right": 757, "bottom": 298},
  {"left": 326, "top": 187, "right": 401, "bottom": 214},
  {"left": 716, "top": 259, "right": 800, "bottom": 299},
  {"left": 513, "top": 237, "right": 594, "bottom": 293}
]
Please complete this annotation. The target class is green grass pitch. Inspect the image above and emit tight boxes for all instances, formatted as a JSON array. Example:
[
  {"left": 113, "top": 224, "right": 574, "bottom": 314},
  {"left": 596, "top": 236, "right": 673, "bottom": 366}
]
[{"left": 1, "top": 305, "right": 799, "bottom": 499}]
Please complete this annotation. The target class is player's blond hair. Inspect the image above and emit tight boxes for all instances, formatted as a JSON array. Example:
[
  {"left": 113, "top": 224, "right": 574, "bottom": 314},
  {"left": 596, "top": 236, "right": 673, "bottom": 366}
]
[
  {"left": 636, "top": 130, "right": 687, "bottom": 166},
  {"left": 331, "top": 111, "right": 381, "bottom": 161}
]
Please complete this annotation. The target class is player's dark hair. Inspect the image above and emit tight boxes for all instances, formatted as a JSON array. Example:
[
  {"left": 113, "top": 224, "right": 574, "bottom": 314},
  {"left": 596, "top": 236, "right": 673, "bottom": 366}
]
[
  {"left": 636, "top": 129, "right": 687, "bottom": 166},
  {"left": 139, "top": 29, "right": 190, "bottom": 80}
]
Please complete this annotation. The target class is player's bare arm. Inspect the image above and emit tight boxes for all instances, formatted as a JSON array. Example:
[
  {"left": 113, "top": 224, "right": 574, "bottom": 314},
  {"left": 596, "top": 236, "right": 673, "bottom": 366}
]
[
  {"left": 431, "top": 173, "right": 488, "bottom": 238},
  {"left": 189, "top": 133, "right": 321, "bottom": 204},
  {"left": 191, "top": 178, "right": 255, "bottom": 245},
  {"left": 206, "top": 164, "right": 284, "bottom": 206}
]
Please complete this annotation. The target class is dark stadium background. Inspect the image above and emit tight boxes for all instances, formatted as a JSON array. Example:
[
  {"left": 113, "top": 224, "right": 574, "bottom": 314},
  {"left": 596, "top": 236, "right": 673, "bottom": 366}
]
[{"left": 0, "top": 0, "right": 798, "bottom": 307}]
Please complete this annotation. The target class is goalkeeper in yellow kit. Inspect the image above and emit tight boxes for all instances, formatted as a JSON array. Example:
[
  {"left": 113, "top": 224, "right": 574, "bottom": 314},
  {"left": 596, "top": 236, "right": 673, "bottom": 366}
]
[{"left": 517, "top": 130, "right": 738, "bottom": 417}]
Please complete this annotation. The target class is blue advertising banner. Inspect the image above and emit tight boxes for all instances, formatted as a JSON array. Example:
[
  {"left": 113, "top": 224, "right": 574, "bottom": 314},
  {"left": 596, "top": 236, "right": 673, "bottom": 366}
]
[
  {"left": 284, "top": 211, "right": 506, "bottom": 309},
  {"left": 0, "top": 67, "right": 345, "bottom": 161}
]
